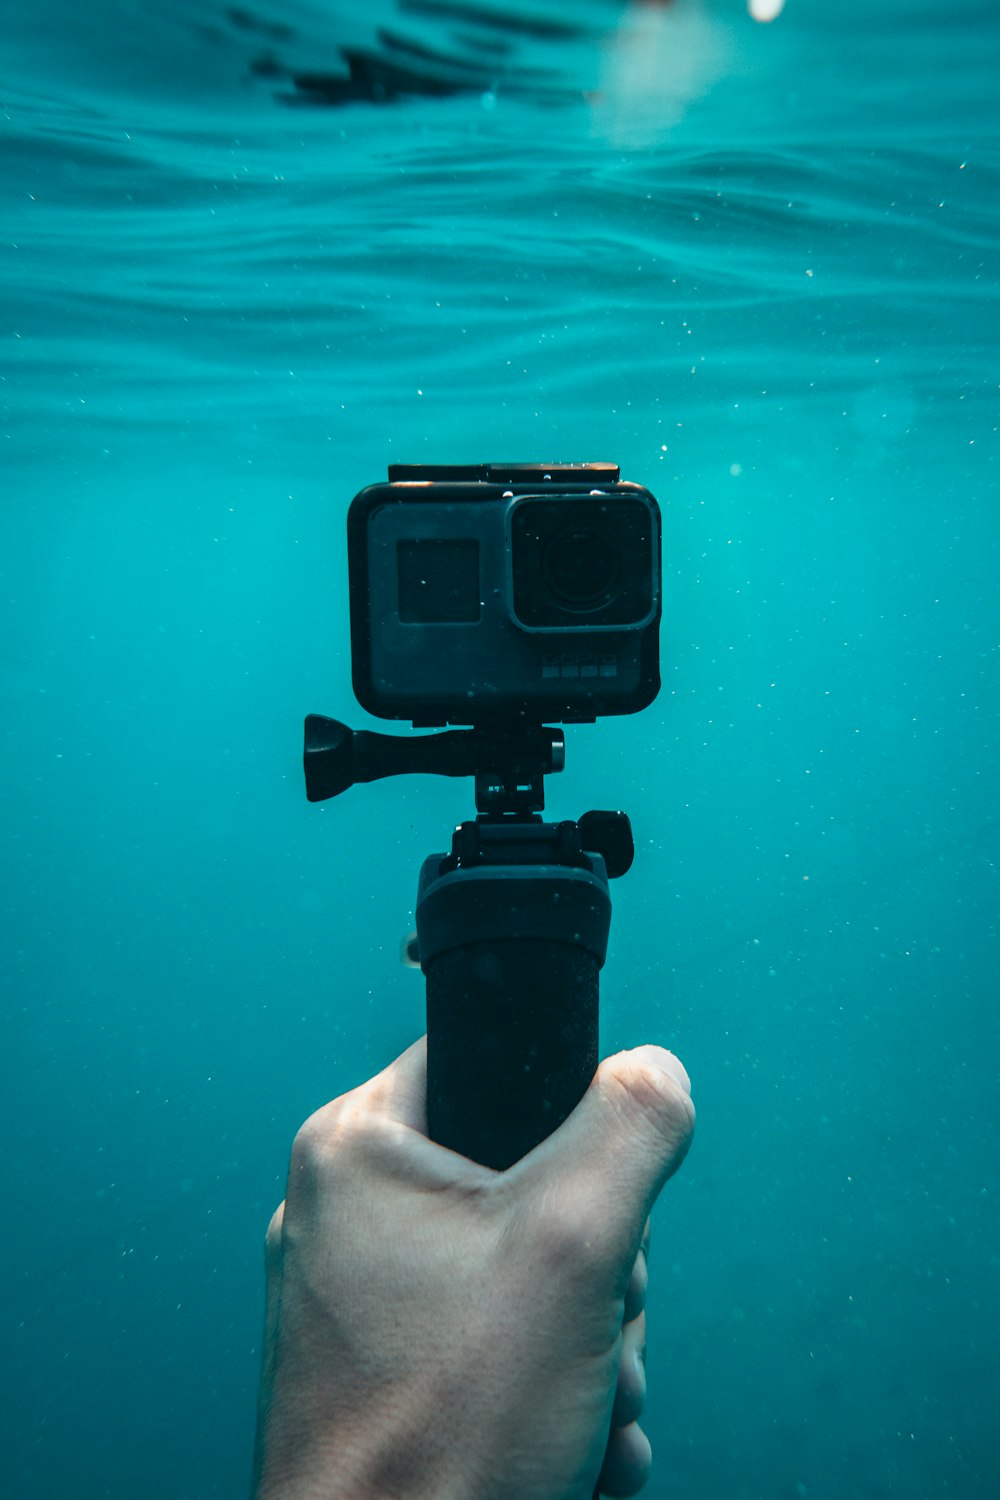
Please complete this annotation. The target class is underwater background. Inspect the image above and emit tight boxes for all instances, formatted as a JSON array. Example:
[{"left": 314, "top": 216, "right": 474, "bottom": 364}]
[{"left": 2, "top": 1, "right": 998, "bottom": 1496}]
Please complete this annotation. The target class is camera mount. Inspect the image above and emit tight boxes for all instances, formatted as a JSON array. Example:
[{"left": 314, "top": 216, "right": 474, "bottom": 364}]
[
  {"left": 305, "top": 712, "right": 632, "bottom": 862},
  {"left": 303, "top": 710, "right": 635, "bottom": 1168},
  {"left": 304, "top": 712, "right": 565, "bottom": 814}
]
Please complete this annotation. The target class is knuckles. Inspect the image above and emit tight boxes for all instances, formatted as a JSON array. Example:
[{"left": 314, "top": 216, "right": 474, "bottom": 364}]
[
  {"left": 289, "top": 1115, "right": 327, "bottom": 1182},
  {"left": 289, "top": 1102, "right": 346, "bottom": 1180}
]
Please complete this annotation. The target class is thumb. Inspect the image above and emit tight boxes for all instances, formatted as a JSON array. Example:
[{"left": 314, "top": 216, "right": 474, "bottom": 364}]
[{"left": 513, "top": 1045, "right": 695, "bottom": 1269}]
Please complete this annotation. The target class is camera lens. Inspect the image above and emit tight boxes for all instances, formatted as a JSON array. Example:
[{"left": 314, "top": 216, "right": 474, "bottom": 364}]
[
  {"left": 543, "top": 526, "right": 619, "bottom": 608},
  {"left": 510, "top": 494, "right": 654, "bottom": 630}
]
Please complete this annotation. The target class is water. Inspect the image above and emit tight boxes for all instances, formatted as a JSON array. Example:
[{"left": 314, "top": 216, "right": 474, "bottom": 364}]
[{"left": 2, "top": 2, "right": 998, "bottom": 1497}]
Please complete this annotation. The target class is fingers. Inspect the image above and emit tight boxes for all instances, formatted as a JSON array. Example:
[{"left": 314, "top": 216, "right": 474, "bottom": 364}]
[
  {"left": 597, "top": 1421, "right": 652, "bottom": 1499},
  {"left": 608, "top": 1231, "right": 651, "bottom": 1488},
  {"left": 623, "top": 1219, "right": 650, "bottom": 1323},
  {"left": 611, "top": 1309, "right": 647, "bottom": 1428}
]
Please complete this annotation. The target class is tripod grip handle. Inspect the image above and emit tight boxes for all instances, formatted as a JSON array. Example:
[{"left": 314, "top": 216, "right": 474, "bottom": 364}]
[
  {"left": 425, "top": 936, "right": 598, "bottom": 1169},
  {"left": 417, "top": 862, "right": 610, "bottom": 1168},
  {"left": 417, "top": 859, "right": 613, "bottom": 1498}
]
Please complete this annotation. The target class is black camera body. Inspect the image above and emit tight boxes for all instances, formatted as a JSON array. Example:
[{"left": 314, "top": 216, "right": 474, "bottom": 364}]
[{"left": 347, "top": 462, "right": 661, "bottom": 728}]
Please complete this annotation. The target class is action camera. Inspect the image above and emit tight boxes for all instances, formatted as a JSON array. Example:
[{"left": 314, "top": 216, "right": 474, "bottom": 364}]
[{"left": 347, "top": 461, "right": 661, "bottom": 727}]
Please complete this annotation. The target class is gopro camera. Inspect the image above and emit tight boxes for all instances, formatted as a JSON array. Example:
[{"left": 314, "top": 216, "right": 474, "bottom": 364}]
[{"left": 347, "top": 462, "right": 661, "bottom": 727}]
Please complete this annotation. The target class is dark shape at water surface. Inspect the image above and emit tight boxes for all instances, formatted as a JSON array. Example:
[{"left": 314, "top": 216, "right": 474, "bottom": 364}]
[
  {"left": 289, "top": 36, "right": 493, "bottom": 107},
  {"left": 234, "top": 0, "right": 602, "bottom": 107}
]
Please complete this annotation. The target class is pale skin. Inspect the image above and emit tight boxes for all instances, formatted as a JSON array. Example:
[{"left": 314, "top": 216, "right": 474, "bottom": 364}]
[{"left": 252, "top": 1036, "right": 695, "bottom": 1500}]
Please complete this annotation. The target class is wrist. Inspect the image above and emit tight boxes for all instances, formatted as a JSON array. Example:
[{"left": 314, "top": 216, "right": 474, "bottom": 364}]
[{"left": 254, "top": 1394, "right": 468, "bottom": 1500}]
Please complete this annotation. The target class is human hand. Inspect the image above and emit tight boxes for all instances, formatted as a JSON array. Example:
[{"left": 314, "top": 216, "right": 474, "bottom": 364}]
[{"left": 252, "top": 1035, "right": 694, "bottom": 1500}]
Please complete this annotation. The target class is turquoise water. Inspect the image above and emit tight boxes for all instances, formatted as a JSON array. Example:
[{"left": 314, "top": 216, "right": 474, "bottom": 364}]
[{"left": 3, "top": 1, "right": 998, "bottom": 1496}]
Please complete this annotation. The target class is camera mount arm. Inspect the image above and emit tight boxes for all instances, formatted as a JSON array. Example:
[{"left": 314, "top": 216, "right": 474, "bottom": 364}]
[{"left": 304, "top": 712, "right": 566, "bottom": 815}]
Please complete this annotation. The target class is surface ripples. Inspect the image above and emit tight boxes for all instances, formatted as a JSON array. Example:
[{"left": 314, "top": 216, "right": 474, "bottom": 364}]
[{"left": 3, "top": 0, "right": 998, "bottom": 448}]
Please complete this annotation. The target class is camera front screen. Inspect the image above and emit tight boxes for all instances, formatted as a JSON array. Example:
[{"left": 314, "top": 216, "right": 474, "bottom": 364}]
[{"left": 397, "top": 539, "right": 481, "bottom": 624}]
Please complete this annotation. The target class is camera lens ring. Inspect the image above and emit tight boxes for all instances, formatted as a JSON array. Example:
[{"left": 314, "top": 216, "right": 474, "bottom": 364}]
[{"left": 542, "top": 523, "right": 620, "bottom": 611}]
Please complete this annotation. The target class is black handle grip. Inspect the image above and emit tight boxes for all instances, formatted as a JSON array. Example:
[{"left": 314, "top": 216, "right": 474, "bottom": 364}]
[
  {"left": 426, "top": 936, "right": 598, "bottom": 1170},
  {"left": 417, "top": 856, "right": 610, "bottom": 1167},
  {"left": 416, "top": 855, "right": 612, "bottom": 1495}
]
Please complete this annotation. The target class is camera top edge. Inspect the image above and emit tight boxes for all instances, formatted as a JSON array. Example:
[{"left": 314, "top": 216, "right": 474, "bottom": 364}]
[{"left": 386, "top": 461, "right": 621, "bottom": 485}]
